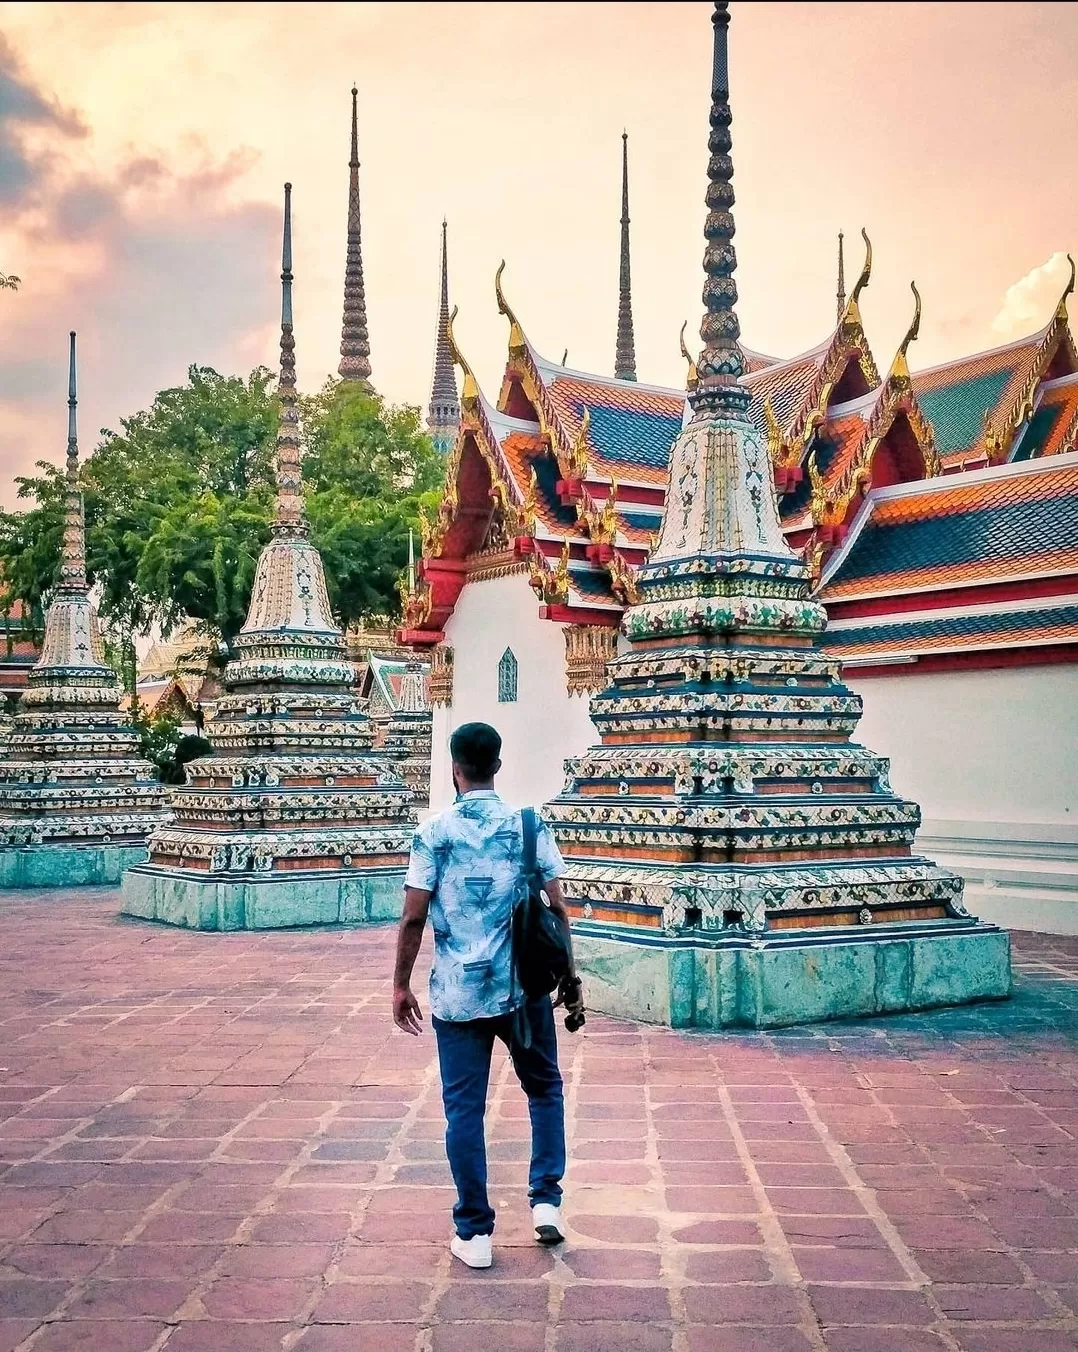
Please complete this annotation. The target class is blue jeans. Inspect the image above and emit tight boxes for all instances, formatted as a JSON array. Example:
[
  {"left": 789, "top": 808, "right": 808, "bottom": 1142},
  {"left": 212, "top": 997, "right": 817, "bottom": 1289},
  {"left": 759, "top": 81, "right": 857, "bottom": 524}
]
[{"left": 433, "top": 997, "right": 565, "bottom": 1239}]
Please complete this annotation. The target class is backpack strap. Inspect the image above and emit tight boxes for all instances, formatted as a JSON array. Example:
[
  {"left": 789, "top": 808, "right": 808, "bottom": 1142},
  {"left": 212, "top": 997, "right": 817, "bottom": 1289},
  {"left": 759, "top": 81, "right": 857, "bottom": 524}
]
[{"left": 521, "top": 806, "right": 537, "bottom": 877}]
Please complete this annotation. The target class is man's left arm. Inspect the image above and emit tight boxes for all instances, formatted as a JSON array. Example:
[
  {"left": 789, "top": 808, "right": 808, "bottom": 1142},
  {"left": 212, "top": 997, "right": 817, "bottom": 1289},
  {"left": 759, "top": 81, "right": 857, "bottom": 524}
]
[
  {"left": 393, "top": 886, "right": 432, "bottom": 1034},
  {"left": 394, "top": 823, "right": 439, "bottom": 1034}
]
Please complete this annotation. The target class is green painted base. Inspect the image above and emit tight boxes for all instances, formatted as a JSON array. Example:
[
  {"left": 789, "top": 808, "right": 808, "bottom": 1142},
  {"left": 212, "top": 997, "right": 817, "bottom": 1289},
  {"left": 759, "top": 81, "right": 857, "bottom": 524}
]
[
  {"left": 572, "top": 919, "right": 1012, "bottom": 1029},
  {"left": 120, "top": 864, "right": 405, "bottom": 931},
  {"left": 0, "top": 843, "right": 149, "bottom": 889}
]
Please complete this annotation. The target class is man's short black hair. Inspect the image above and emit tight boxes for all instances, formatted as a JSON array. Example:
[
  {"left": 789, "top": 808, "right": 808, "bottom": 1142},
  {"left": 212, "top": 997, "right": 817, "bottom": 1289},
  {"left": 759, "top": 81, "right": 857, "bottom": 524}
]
[{"left": 450, "top": 722, "right": 502, "bottom": 781}]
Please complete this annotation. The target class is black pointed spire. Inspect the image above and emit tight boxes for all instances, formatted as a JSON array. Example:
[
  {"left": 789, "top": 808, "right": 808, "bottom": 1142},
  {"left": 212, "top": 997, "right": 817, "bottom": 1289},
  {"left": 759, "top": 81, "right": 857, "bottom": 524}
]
[
  {"left": 427, "top": 219, "right": 460, "bottom": 453},
  {"left": 836, "top": 230, "right": 846, "bottom": 323},
  {"left": 614, "top": 131, "right": 637, "bottom": 381},
  {"left": 58, "top": 331, "right": 88, "bottom": 594},
  {"left": 275, "top": 183, "right": 305, "bottom": 537},
  {"left": 338, "top": 85, "right": 372, "bottom": 384},
  {"left": 692, "top": 1, "right": 749, "bottom": 418}
]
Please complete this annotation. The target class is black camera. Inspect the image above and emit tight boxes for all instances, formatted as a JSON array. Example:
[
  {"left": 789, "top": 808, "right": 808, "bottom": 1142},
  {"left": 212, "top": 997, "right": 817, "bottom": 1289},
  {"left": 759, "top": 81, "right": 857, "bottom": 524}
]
[{"left": 561, "top": 976, "right": 585, "bottom": 1032}]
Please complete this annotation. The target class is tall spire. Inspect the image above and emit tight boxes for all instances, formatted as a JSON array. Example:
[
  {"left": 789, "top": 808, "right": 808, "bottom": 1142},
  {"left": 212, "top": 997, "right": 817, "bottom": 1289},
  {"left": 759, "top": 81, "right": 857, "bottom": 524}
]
[
  {"left": 59, "top": 331, "right": 88, "bottom": 595},
  {"left": 274, "top": 183, "right": 306, "bottom": 538},
  {"left": 426, "top": 218, "right": 460, "bottom": 453},
  {"left": 338, "top": 85, "right": 372, "bottom": 384},
  {"left": 691, "top": 0, "right": 749, "bottom": 420},
  {"left": 614, "top": 131, "right": 637, "bottom": 381},
  {"left": 836, "top": 230, "right": 846, "bottom": 323}
]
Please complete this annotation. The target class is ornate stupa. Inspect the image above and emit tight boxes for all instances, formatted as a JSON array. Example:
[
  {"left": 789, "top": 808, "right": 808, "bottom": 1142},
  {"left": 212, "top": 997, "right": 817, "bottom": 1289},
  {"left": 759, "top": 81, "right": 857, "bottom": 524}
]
[
  {"left": 380, "top": 662, "right": 432, "bottom": 802},
  {"left": 122, "top": 186, "right": 415, "bottom": 930},
  {"left": 542, "top": 2, "right": 1011, "bottom": 1029},
  {"left": 0, "top": 334, "right": 171, "bottom": 886}
]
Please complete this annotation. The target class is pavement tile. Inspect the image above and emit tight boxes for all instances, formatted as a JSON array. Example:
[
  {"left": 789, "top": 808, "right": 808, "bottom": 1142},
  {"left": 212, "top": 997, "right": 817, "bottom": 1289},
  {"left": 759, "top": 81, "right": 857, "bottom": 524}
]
[
  {"left": 559, "top": 1283, "right": 672, "bottom": 1321},
  {"left": 562, "top": 1247, "right": 662, "bottom": 1279},
  {"left": 0, "top": 1323, "right": 37, "bottom": 1352},
  {"left": 683, "top": 1249, "right": 773, "bottom": 1282},
  {"left": 294, "top": 1323, "right": 417, "bottom": 1350},
  {"left": 934, "top": 1284, "right": 1059, "bottom": 1320},
  {"left": 792, "top": 1246, "right": 909, "bottom": 1282},
  {"left": 313, "top": 1280, "right": 432, "bottom": 1322},
  {"left": 30, "top": 1321, "right": 168, "bottom": 1351},
  {"left": 671, "top": 1219, "right": 763, "bottom": 1245},
  {"left": 165, "top": 1323, "right": 295, "bottom": 1351},
  {"left": 807, "top": 1284, "right": 937, "bottom": 1326},
  {"left": 686, "top": 1332, "right": 816, "bottom": 1352},
  {"left": 0, "top": 1245, "right": 109, "bottom": 1280},
  {"left": 822, "top": 1332, "right": 949, "bottom": 1352},
  {"left": 437, "top": 1280, "right": 549, "bottom": 1321},
  {"left": 0, "top": 1278, "right": 69, "bottom": 1319},
  {"left": 950, "top": 1332, "right": 1078, "bottom": 1352},
  {"left": 682, "top": 1284, "right": 805, "bottom": 1324},
  {"left": 910, "top": 1250, "right": 1026, "bottom": 1284},
  {"left": 200, "top": 1276, "right": 318, "bottom": 1320},
  {"left": 65, "top": 1278, "right": 190, "bottom": 1319},
  {"left": 555, "top": 1323, "right": 674, "bottom": 1352}
]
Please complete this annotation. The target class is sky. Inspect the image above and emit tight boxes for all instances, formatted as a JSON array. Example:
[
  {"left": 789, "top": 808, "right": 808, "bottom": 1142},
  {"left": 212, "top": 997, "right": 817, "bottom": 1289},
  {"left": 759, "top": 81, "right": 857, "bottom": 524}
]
[{"left": 0, "top": 1, "right": 1076, "bottom": 507}]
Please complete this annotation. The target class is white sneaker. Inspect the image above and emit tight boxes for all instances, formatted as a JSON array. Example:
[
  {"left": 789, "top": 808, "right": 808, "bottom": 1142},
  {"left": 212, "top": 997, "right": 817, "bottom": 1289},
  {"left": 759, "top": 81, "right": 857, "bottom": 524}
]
[
  {"left": 532, "top": 1202, "right": 565, "bottom": 1245},
  {"left": 450, "top": 1233, "right": 493, "bottom": 1269}
]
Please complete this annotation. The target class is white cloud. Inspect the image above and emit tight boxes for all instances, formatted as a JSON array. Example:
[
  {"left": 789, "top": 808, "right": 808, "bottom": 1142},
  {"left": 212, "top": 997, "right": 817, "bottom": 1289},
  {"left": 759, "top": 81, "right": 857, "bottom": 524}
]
[{"left": 990, "top": 251, "right": 1073, "bottom": 341}]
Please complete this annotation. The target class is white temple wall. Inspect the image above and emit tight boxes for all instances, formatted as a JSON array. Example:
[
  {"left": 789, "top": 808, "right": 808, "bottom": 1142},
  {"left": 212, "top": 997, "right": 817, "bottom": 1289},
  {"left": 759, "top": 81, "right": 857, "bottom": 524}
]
[
  {"left": 428, "top": 572, "right": 600, "bottom": 817},
  {"left": 848, "top": 664, "right": 1078, "bottom": 935}
]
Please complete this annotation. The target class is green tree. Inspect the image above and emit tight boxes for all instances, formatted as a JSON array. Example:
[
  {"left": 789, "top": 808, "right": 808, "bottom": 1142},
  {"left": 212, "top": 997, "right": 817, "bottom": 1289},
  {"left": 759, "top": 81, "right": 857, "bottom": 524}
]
[
  {"left": 302, "top": 380, "right": 443, "bottom": 627},
  {"left": 0, "top": 272, "right": 19, "bottom": 291},
  {"left": 0, "top": 367, "right": 444, "bottom": 657},
  {"left": 0, "top": 461, "right": 68, "bottom": 638},
  {"left": 137, "top": 488, "right": 273, "bottom": 647}
]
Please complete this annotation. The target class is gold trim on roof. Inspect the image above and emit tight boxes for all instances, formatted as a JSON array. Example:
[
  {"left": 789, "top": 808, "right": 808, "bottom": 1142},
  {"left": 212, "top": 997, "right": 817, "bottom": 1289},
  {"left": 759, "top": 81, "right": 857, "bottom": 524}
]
[
  {"left": 495, "top": 260, "right": 526, "bottom": 358},
  {"left": 982, "top": 256, "right": 1078, "bottom": 465},
  {"left": 679, "top": 321, "right": 699, "bottom": 392}
]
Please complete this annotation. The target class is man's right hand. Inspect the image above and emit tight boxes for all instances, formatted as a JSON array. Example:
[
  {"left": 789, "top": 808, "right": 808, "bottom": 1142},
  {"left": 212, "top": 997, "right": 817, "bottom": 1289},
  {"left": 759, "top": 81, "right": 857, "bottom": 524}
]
[{"left": 393, "top": 986, "right": 424, "bottom": 1035}]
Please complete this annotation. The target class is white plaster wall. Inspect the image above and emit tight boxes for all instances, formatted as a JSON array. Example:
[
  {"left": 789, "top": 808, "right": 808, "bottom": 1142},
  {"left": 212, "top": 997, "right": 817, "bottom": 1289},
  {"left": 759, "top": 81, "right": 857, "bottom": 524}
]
[
  {"left": 848, "top": 664, "right": 1078, "bottom": 932},
  {"left": 428, "top": 572, "right": 601, "bottom": 816}
]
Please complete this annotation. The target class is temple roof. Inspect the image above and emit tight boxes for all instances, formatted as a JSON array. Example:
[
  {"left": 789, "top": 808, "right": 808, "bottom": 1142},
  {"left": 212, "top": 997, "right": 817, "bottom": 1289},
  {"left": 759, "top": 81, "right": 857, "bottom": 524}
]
[
  {"left": 403, "top": 261, "right": 1077, "bottom": 660},
  {"left": 911, "top": 298, "right": 1077, "bottom": 469},
  {"left": 362, "top": 653, "right": 431, "bottom": 714},
  {"left": 824, "top": 598, "right": 1078, "bottom": 666},
  {"left": 820, "top": 450, "right": 1078, "bottom": 603}
]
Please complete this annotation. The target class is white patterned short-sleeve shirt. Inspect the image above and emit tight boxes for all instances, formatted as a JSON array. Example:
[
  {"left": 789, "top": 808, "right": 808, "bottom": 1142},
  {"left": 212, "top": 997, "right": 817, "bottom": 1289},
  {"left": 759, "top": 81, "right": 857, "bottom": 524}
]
[{"left": 405, "top": 790, "right": 565, "bottom": 1022}]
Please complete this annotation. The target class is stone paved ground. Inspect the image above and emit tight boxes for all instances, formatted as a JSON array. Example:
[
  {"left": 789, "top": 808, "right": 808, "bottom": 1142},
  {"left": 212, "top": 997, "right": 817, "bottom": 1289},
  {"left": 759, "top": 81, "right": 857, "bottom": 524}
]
[{"left": 1, "top": 893, "right": 1077, "bottom": 1352}]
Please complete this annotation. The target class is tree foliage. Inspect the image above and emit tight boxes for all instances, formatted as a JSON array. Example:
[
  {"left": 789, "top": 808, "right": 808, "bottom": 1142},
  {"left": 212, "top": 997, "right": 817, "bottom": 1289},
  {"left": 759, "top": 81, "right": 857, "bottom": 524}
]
[{"left": 0, "top": 366, "right": 444, "bottom": 657}]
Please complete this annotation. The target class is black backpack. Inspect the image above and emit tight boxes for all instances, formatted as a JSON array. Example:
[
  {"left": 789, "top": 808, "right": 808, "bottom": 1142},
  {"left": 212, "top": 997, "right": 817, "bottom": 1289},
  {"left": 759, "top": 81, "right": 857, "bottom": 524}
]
[{"left": 511, "top": 807, "right": 572, "bottom": 1000}]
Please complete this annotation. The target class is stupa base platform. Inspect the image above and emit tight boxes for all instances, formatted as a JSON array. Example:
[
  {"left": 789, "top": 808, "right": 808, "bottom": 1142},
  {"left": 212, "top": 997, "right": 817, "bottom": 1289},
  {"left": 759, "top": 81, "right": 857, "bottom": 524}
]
[
  {"left": 572, "top": 919, "right": 1012, "bottom": 1030},
  {"left": 120, "top": 863, "right": 405, "bottom": 931},
  {"left": 0, "top": 843, "right": 149, "bottom": 889}
]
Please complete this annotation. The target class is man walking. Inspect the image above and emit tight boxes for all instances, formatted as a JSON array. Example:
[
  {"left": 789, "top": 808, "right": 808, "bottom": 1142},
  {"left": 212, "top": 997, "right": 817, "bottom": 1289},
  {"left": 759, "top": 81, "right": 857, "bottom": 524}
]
[{"left": 392, "top": 721, "right": 583, "bottom": 1269}]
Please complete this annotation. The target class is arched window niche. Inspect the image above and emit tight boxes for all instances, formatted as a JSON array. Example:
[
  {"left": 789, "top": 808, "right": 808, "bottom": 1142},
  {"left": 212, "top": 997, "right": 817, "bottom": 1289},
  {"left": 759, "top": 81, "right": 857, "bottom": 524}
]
[{"left": 498, "top": 647, "right": 519, "bottom": 703}]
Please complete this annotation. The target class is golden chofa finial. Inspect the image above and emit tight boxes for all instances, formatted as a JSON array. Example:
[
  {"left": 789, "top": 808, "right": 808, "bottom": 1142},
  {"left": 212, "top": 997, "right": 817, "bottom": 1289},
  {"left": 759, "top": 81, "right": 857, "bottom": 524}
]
[
  {"left": 889, "top": 281, "right": 921, "bottom": 386},
  {"left": 494, "top": 259, "right": 526, "bottom": 357},
  {"left": 1056, "top": 253, "right": 1076, "bottom": 321},
  {"left": 847, "top": 227, "right": 872, "bottom": 311},
  {"left": 568, "top": 407, "right": 591, "bottom": 477},
  {"left": 445, "top": 305, "right": 479, "bottom": 411},
  {"left": 763, "top": 396, "right": 784, "bottom": 461},
  {"left": 679, "top": 321, "right": 698, "bottom": 391}
]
